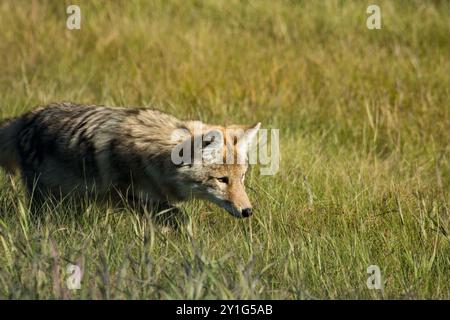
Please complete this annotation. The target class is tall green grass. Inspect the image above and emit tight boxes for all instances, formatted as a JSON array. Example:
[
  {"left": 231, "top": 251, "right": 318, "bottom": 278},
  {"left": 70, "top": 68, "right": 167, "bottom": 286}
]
[{"left": 0, "top": 0, "right": 448, "bottom": 299}]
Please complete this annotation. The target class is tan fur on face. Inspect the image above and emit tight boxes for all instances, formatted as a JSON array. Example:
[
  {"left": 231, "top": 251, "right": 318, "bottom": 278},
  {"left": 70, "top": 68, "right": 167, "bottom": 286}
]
[{"left": 182, "top": 163, "right": 251, "bottom": 217}]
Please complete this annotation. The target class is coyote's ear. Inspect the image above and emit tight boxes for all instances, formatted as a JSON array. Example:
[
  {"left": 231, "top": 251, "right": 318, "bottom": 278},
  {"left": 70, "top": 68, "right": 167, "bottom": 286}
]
[
  {"left": 236, "top": 122, "right": 261, "bottom": 149},
  {"left": 227, "top": 123, "right": 261, "bottom": 143},
  {"left": 202, "top": 129, "right": 223, "bottom": 148},
  {"left": 171, "top": 126, "right": 225, "bottom": 166},
  {"left": 243, "top": 122, "right": 261, "bottom": 144},
  {"left": 202, "top": 129, "right": 224, "bottom": 164}
]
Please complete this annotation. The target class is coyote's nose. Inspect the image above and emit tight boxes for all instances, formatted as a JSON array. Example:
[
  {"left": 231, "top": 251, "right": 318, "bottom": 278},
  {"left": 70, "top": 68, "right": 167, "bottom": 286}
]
[{"left": 242, "top": 208, "right": 253, "bottom": 217}]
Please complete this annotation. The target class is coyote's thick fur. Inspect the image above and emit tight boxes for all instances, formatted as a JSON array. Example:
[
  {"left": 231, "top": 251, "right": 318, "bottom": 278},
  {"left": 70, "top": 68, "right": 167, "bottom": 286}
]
[{"left": 0, "top": 103, "right": 260, "bottom": 218}]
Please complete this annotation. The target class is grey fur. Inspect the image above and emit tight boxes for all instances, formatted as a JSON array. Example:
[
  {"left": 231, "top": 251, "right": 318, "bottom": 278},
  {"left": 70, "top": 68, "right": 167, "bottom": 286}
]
[{"left": 0, "top": 102, "right": 256, "bottom": 218}]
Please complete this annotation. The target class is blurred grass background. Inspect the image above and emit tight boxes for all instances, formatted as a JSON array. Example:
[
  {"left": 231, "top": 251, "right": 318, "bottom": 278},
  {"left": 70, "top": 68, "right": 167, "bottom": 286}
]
[{"left": 0, "top": 0, "right": 448, "bottom": 299}]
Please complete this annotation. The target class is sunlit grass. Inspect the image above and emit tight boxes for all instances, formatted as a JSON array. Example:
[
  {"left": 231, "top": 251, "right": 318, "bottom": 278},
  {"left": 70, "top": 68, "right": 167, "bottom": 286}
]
[{"left": 0, "top": 0, "right": 448, "bottom": 299}]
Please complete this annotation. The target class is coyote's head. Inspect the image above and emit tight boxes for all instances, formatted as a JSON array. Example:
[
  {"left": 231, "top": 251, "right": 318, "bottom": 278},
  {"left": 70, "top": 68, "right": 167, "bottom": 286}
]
[{"left": 172, "top": 122, "right": 261, "bottom": 218}]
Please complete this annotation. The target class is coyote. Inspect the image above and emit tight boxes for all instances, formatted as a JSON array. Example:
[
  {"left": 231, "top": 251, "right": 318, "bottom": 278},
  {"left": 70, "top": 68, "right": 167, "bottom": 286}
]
[{"left": 0, "top": 103, "right": 260, "bottom": 219}]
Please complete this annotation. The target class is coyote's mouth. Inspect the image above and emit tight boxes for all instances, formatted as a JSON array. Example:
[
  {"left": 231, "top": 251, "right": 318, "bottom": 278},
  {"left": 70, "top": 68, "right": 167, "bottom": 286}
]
[{"left": 215, "top": 199, "right": 249, "bottom": 218}]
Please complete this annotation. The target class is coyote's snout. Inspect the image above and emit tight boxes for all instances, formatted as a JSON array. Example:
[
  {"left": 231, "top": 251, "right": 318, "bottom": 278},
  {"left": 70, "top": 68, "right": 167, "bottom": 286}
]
[
  {"left": 181, "top": 162, "right": 255, "bottom": 218},
  {"left": 0, "top": 103, "right": 260, "bottom": 219}
]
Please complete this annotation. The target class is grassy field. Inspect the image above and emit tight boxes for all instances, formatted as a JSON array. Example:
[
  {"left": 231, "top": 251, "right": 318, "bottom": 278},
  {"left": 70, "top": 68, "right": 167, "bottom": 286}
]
[{"left": 0, "top": 0, "right": 449, "bottom": 299}]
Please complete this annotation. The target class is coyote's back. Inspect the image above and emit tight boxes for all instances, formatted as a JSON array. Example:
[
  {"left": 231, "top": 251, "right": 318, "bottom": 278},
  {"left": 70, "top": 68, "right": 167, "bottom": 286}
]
[{"left": 0, "top": 103, "right": 183, "bottom": 201}]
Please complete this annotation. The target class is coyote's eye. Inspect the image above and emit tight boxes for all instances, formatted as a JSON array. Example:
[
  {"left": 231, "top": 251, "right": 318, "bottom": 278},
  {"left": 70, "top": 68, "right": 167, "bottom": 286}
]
[{"left": 217, "top": 177, "right": 229, "bottom": 184}]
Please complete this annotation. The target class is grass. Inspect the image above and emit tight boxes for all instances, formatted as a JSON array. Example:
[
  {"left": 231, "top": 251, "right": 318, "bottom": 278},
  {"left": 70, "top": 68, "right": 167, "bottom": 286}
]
[{"left": 0, "top": 0, "right": 449, "bottom": 299}]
